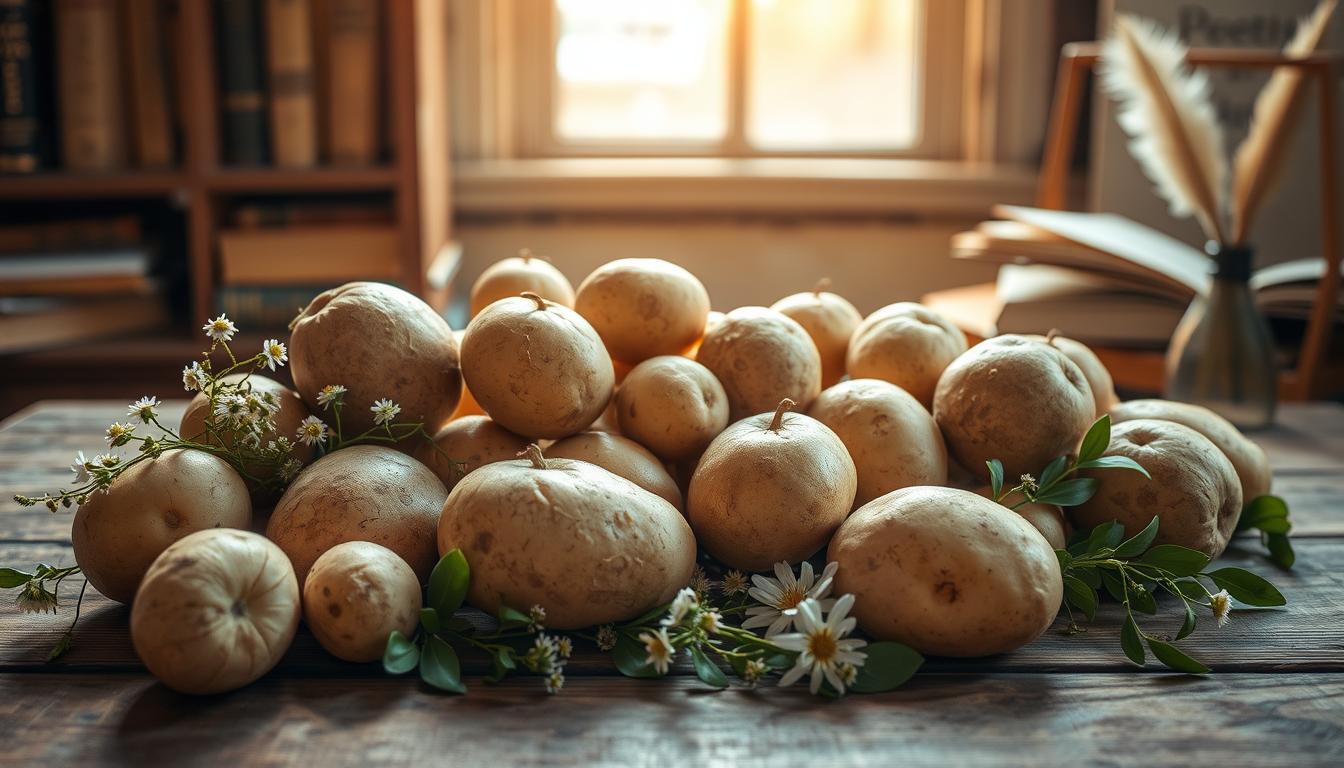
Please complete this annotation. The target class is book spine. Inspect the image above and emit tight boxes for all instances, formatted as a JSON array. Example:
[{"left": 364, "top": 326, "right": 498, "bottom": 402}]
[
  {"left": 120, "top": 0, "right": 172, "bottom": 167},
  {"left": 0, "top": 215, "right": 140, "bottom": 252},
  {"left": 216, "top": 0, "right": 267, "bottom": 165},
  {"left": 216, "top": 285, "right": 328, "bottom": 328},
  {"left": 265, "top": 0, "right": 316, "bottom": 167},
  {"left": 325, "top": 0, "right": 378, "bottom": 165},
  {"left": 231, "top": 202, "right": 392, "bottom": 228},
  {"left": 0, "top": 0, "right": 40, "bottom": 173},
  {"left": 55, "top": 0, "right": 125, "bottom": 171}
]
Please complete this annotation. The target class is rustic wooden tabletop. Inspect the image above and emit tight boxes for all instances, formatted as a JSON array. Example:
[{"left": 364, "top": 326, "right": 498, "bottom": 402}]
[{"left": 2, "top": 400, "right": 1342, "bottom": 767}]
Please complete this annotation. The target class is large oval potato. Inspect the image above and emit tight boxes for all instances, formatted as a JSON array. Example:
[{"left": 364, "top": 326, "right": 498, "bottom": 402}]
[
  {"left": 574, "top": 258, "right": 711, "bottom": 364},
  {"left": 461, "top": 293, "right": 615, "bottom": 439},
  {"left": 179, "top": 373, "right": 316, "bottom": 486},
  {"left": 73, "top": 449, "right": 251, "bottom": 603},
  {"left": 303, "top": 541, "right": 422, "bottom": 663},
  {"left": 290, "top": 282, "right": 461, "bottom": 436},
  {"left": 547, "top": 431, "right": 683, "bottom": 510},
  {"left": 847, "top": 303, "right": 968, "bottom": 408},
  {"left": 974, "top": 486, "right": 1070, "bottom": 550},
  {"left": 1027, "top": 333, "right": 1119, "bottom": 416},
  {"left": 695, "top": 306, "right": 822, "bottom": 421},
  {"left": 267, "top": 445, "right": 448, "bottom": 583},
  {"left": 615, "top": 355, "right": 729, "bottom": 463},
  {"left": 808, "top": 379, "right": 947, "bottom": 508},
  {"left": 771, "top": 282, "right": 863, "bottom": 389},
  {"left": 470, "top": 250, "right": 575, "bottom": 318},
  {"left": 828, "top": 486, "right": 1062, "bottom": 657},
  {"left": 1072, "top": 419, "right": 1242, "bottom": 558},
  {"left": 414, "top": 414, "right": 530, "bottom": 491},
  {"left": 438, "top": 447, "right": 696, "bottom": 628}
]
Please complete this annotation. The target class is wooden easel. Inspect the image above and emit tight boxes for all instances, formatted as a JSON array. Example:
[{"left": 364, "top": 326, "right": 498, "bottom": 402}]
[{"left": 1037, "top": 43, "right": 1342, "bottom": 401}]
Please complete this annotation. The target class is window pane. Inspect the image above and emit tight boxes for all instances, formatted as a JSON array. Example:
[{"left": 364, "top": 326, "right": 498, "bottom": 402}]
[
  {"left": 554, "top": 0, "right": 731, "bottom": 142},
  {"left": 747, "top": 0, "right": 921, "bottom": 150}
]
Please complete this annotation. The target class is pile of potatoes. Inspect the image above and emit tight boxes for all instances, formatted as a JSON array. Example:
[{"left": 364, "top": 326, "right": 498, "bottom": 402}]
[{"left": 72, "top": 255, "right": 1275, "bottom": 695}]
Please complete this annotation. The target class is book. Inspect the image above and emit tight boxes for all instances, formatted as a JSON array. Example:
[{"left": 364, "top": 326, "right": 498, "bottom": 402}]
[
  {"left": 0, "top": 294, "right": 167, "bottom": 354},
  {"left": 324, "top": 0, "right": 379, "bottom": 165},
  {"left": 0, "top": 247, "right": 152, "bottom": 280},
  {"left": 121, "top": 0, "right": 173, "bottom": 167},
  {"left": 0, "top": 216, "right": 141, "bottom": 252},
  {"left": 265, "top": 0, "right": 317, "bottom": 166},
  {"left": 216, "top": 0, "right": 268, "bottom": 165},
  {"left": 231, "top": 200, "right": 393, "bottom": 228},
  {"left": 217, "top": 225, "right": 400, "bottom": 285},
  {"left": 54, "top": 0, "right": 125, "bottom": 171},
  {"left": 215, "top": 284, "right": 334, "bottom": 328},
  {"left": 0, "top": 0, "right": 41, "bottom": 173}
]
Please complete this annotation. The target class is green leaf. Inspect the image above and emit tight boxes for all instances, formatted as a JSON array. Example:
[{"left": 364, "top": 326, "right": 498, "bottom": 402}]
[
  {"left": 1237, "top": 495, "right": 1289, "bottom": 532},
  {"left": 1267, "top": 533, "right": 1296, "bottom": 569},
  {"left": 419, "top": 607, "right": 441, "bottom": 633},
  {"left": 420, "top": 635, "right": 467, "bottom": 693},
  {"left": 1172, "top": 579, "right": 1207, "bottom": 601},
  {"left": 1207, "top": 567, "right": 1286, "bottom": 607},
  {"left": 1120, "top": 615, "right": 1145, "bottom": 665},
  {"left": 850, "top": 641, "right": 924, "bottom": 693},
  {"left": 1128, "top": 584, "right": 1157, "bottom": 615},
  {"left": 1063, "top": 576, "right": 1097, "bottom": 621},
  {"left": 1138, "top": 545, "right": 1210, "bottom": 577},
  {"left": 427, "top": 549, "right": 470, "bottom": 617},
  {"left": 1074, "top": 455, "right": 1150, "bottom": 477},
  {"left": 1100, "top": 570, "right": 1127, "bottom": 603},
  {"left": 1073, "top": 566, "right": 1101, "bottom": 589},
  {"left": 1078, "top": 414, "right": 1112, "bottom": 462},
  {"left": 1252, "top": 517, "right": 1291, "bottom": 534},
  {"left": 1084, "top": 520, "right": 1125, "bottom": 554},
  {"left": 688, "top": 646, "right": 729, "bottom": 689},
  {"left": 485, "top": 647, "right": 517, "bottom": 683},
  {"left": 382, "top": 630, "right": 420, "bottom": 675},
  {"left": 1034, "top": 478, "right": 1098, "bottom": 507},
  {"left": 987, "top": 459, "right": 1005, "bottom": 499},
  {"left": 1146, "top": 637, "right": 1210, "bottom": 674},
  {"left": 1054, "top": 549, "right": 1072, "bottom": 571},
  {"left": 1114, "top": 516, "right": 1160, "bottom": 558},
  {"left": 1177, "top": 600, "right": 1197, "bottom": 640},
  {"left": 0, "top": 567, "right": 32, "bottom": 588},
  {"left": 496, "top": 604, "right": 532, "bottom": 630},
  {"left": 612, "top": 632, "right": 662, "bottom": 678},
  {"left": 1038, "top": 455, "right": 1069, "bottom": 491}
]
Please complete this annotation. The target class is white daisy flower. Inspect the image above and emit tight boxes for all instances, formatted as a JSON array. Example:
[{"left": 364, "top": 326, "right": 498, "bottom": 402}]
[
  {"left": 662, "top": 587, "right": 698, "bottom": 627},
  {"left": 127, "top": 396, "right": 160, "bottom": 424},
  {"left": 773, "top": 595, "right": 868, "bottom": 695},
  {"left": 640, "top": 627, "right": 675, "bottom": 675},
  {"left": 181, "top": 361, "right": 207, "bottom": 392},
  {"left": 213, "top": 394, "right": 251, "bottom": 426},
  {"left": 260, "top": 339, "right": 288, "bottom": 371},
  {"left": 202, "top": 314, "right": 237, "bottom": 342},
  {"left": 743, "top": 561, "right": 839, "bottom": 637},
  {"left": 555, "top": 636, "right": 573, "bottom": 659},
  {"left": 16, "top": 582, "right": 58, "bottom": 614},
  {"left": 698, "top": 610, "right": 723, "bottom": 635},
  {"left": 741, "top": 658, "right": 768, "bottom": 687},
  {"left": 316, "top": 384, "right": 347, "bottom": 408},
  {"left": 92, "top": 453, "right": 120, "bottom": 468},
  {"left": 69, "top": 452, "right": 90, "bottom": 483},
  {"left": 545, "top": 670, "right": 565, "bottom": 694},
  {"left": 370, "top": 398, "right": 401, "bottom": 425},
  {"left": 1209, "top": 589, "right": 1232, "bottom": 627},
  {"left": 295, "top": 415, "right": 328, "bottom": 446},
  {"left": 528, "top": 604, "right": 547, "bottom": 630},
  {"left": 105, "top": 422, "right": 135, "bottom": 445}
]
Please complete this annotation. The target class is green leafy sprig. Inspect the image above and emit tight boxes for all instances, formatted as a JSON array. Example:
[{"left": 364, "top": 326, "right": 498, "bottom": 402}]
[
  {"left": 1236, "top": 494, "right": 1295, "bottom": 569},
  {"left": 987, "top": 415, "right": 1150, "bottom": 508}
]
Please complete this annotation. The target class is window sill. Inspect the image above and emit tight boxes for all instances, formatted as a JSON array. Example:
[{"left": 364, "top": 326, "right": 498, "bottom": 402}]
[{"left": 452, "top": 158, "right": 1041, "bottom": 218}]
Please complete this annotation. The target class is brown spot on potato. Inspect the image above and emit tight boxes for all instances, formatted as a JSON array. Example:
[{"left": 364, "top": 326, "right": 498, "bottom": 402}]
[
  {"left": 475, "top": 530, "right": 495, "bottom": 554},
  {"left": 327, "top": 603, "right": 342, "bottom": 618}
]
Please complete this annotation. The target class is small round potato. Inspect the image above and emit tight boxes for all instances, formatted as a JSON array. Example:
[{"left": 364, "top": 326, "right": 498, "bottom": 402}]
[
  {"left": 132, "top": 529, "right": 300, "bottom": 695},
  {"left": 303, "top": 541, "right": 422, "bottom": 663},
  {"left": 933, "top": 335, "right": 1095, "bottom": 480},
  {"left": 438, "top": 446, "right": 696, "bottom": 628},
  {"left": 771, "top": 281, "right": 863, "bottom": 388},
  {"left": 695, "top": 306, "right": 822, "bottom": 421},
  {"left": 974, "top": 486, "right": 1070, "bottom": 550},
  {"left": 73, "top": 449, "right": 251, "bottom": 603},
  {"left": 1110, "top": 398, "right": 1271, "bottom": 503},
  {"left": 688, "top": 400, "right": 857, "bottom": 571},
  {"left": 828, "top": 486, "right": 1062, "bottom": 657},
  {"left": 808, "top": 379, "right": 947, "bottom": 508},
  {"left": 847, "top": 302, "right": 969, "bottom": 408},
  {"left": 460, "top": 293, "right": 615, "bottom": 440},
  {"left": 547, "top": 431, "right": 682, "bottom": 510},
  {"left": 267, "top": 445, "right": 448, "bottom": 583},
  {"left": 574, "top": 258, "right": 711, "bottom": 364},
  {"left": 1027, "top": 333, "right": 1119, "bottom": 416},
  {"left": 470, "top": 250, "right": 576, "bottom": 318},
  {"left": 616, "top": 355, "right": 729, "bottom": 463},
  {"left": 1072, "top": 419, "right": 1243, "bottom": 558},
  {"left": 414, "top": 415, "right": 530, "bottom": 491},
  {"left": 447, "top": 330, "right": 486, "bottom": 421},
  {"left": 179, "top": 373, "right": 316, "bottom": 477}
]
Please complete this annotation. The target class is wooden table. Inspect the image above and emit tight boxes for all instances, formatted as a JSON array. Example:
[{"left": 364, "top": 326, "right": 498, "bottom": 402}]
[{"left": 3, "top": 401, "right": 1343, "bottom": 766}]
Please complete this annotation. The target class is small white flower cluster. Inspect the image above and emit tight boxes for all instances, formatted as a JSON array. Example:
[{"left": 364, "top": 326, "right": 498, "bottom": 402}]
[
  {"left": 522, "top": 631, "right": 571, "bottom": 694},
  {"left": 743, "top": 561, "right": 839, "bottom": 637},
  {"left": 1209, "top": 589, "right": 1232, "bottom": 627},
  {"left": 745, "top": 561, "right": 868, "bottom": 695},
  {"left": 638, "top": 586, "right": 724, "bottom": 675}
]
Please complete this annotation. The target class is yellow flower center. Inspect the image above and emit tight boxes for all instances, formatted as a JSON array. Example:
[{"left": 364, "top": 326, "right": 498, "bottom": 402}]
[
  {"left": 808, "top": 630, "right": 838, "bottom": 662},
  {"left": 777, "top": 583, "right": 807, "bottom": 610}
]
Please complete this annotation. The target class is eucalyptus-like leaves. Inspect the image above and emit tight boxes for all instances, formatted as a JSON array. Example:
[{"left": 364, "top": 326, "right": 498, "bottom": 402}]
[{"left": 988, "top": 414, "right": 1149, "bottom": 510}]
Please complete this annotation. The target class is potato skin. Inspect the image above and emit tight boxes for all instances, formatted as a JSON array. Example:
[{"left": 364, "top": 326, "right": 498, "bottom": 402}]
[
  {"left": 828, "top": 486, "right": 1062, "bottom": 657},
  {"left": 73, "top": 449, "right": 251, "bottom": 603},
  {"left": 695, "top": 306, "right": 822, "bottom": 422},
  {"left": 847, "top": 303, "right": 968, "bottom": 408},
  {"left": 974, "top": 486, "right": 1070, "bottom": 550},
  {"left": 461, "top": 294, "right": 615, "bottom": 440},
  {"left": 470, "top": 254, "right": 575, "bottom": 317},
  {"left": 547, "top": 431, "right": 683, "bottom": 511},
  {"left": 933, "top": 335, "right": 1095, "bottom": 480},
  {"left": 574, "top": 258, "right": 711, "bottom": 364},
  {"left": 1109, "top": 399, "right": 1271, "bottom": 503},
  {"left": 616, "top": 355, "right": 729, "bottom": 463},
  {"left": 771, "top": 289, "right": 862, "bottom": 388},
  {"left": 267, "top": 445, "right": 448, "bottom": 583},
  {"left": 290, "top": 282, "right": 461, "bottom": 436},
  {"left": 1027, "top": 334, "right": 1119, "bottom": 416},
  {"left": 1072, "top": 419, "right": 1243, "bottom": 558},
  {"left": 132, "top": 529, "right": 299, "bottom": 695},
  {"left": 414, "top": 415, "right": 530, "bottom": 491},
  {"left": 438, "top": 457, "right": 696, "bottom": 628},
  {"left": 303, "top": 541, "right": 422, "bottom": 663},
  {"left": 808, "top": 379, "right": 947, "bottom": 508},
  {"left": 688, "top": 409, "right": 856, "bottom": 571}
]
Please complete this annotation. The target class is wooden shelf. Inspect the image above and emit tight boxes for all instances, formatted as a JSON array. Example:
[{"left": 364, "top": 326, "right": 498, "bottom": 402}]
[
  {"left": 206, "top": 166, "right": 400, "bottom": 193},
  {"left": 0, "top": 172, "right": 188, "bottom": 200}
]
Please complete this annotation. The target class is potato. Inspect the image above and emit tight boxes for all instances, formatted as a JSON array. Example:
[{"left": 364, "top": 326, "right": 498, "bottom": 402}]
[
  {"left": 615, "top": 355, "right": 729, "bottom": 463},
  {"left": 688, "top": 399, "right": 856, "bottom": 570},
  {"left": 771, "top": 280, "right": 863, "bottom": 388},
  {"left": 460, "top": 293, "right": 615, "bottom": 440},
  {"left": 808, "top": 379, "right": 947, "bottom": 508},
  {"left": 470, "top": 249, "right": 576, "bottom": 317},
  {"left": 695, "top": 306, "right": 822, "bottom": 421},
  {"left": 587, "top": 397, "right": 622, "bottom": 435},
  {"left": 290, "top": 282, "right": 461, "bottom": 436},
  {"left": 438, "top": 445, "right": 696, "bottom": 628},
  {"left": 447, "top": 330, "right": 486, "bottom": 421},
  {"left": 1072, "top": 419, "right": 1242, "bottom": 558},
  {"left": 414, "top": 415, "right": 530, "bottom": 490},
  {"left": 547, "top": 431, "right": 682, "bottom": 510},
  {"left": 684, "top": 310, "right": 725, "bottom": 359},
  {"left": 974, "top": 486, "right": 1070, "bottom": 550},
  {"left": 828, "top": 486, "right": 1062, "bottom": 657},
  {"left": 847, "top": 303, "right": 969, "bottom": 408},
  {"left": 574, "top": 258, "right": 711, "bottom": 364},
  {"left": 303, "top": 541, "right": 422, "bottom": 663},
  {"left": 1027, "top": 333, "right": 1119, "bottom": 416},
  {"left": 179, "top": 374, "right": 316, "bottom": 489},
  {"left": 131, "top": 529, "right": 299, "bottom": 694},
  {"left": 267, "top": 445, "right": 448, "bottom": 583},
  {"left": 933, "top": 335, "right": 1095, "bottom": 480},
  {"left": 1110, "top": 398, "right": 1271, "bottom": 502},
  {"left": 73, "top": 449, "right": 251, "bottom": 603}
]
